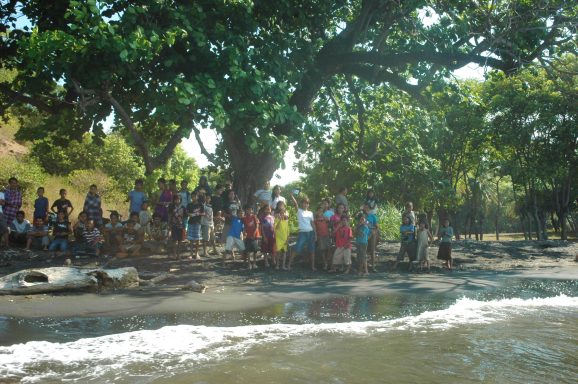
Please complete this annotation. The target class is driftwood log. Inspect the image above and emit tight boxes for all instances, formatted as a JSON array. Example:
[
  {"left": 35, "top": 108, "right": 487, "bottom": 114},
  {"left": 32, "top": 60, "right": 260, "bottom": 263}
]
[
  {"left": 0, "top": 267, "right": 139, "bottom": 295},
  {"left": 181, "top": 279, "right": 207, "bottom": 293}
]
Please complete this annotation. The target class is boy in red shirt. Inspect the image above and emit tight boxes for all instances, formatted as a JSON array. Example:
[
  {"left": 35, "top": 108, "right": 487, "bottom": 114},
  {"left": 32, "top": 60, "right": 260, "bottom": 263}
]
[
  {"left": 242, "top": 206, "right": 260, "bottom": 269},
  {"left": 329, "top": 215, "right": 353, "bottom": 274}
]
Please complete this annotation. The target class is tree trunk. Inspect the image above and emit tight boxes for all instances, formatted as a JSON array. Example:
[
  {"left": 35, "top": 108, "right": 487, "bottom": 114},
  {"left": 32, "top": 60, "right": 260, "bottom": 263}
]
[
  {"left": 532, "top": 194, "right": 542, "bottom": 240},
  {"left": 520, "top": 214, "right": 528, "bottom": 240},
  {"left": 222, "top": 130, "right": 279, "bottom": 206},
  {"left": 495, "top": 178, "right": 501, "bottom": 240}
]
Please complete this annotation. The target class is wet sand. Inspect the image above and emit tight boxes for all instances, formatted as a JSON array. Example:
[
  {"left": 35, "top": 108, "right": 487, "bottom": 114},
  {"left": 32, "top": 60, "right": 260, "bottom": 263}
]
[{"left": 1, "top": 240, "right": 577, "bottom": 318}]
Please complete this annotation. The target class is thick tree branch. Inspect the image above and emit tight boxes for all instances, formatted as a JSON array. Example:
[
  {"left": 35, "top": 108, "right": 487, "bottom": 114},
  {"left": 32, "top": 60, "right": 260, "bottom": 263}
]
[
  {"left": 102, "top": 91, "right": 153, "bottom": 172},
  {"left": 332, "top": 50, "right": 511, "bottom": 72},
  {"left": 341, "top": 64, "right": 428, "bottom": 104},
  {"left": 0, "top": 83, "right": 70, "bottom": 114},
  {"left": 191, "top": 125, "right": 218, "bottom": 166}
]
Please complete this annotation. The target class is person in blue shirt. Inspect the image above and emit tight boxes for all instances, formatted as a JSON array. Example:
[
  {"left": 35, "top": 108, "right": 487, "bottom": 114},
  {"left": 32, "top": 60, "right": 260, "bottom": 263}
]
[
  {"left": 33, "top": 187, "right": 49, "bottom": 221},
  {"left": 392, "top": 215, "right": 415, "bottom": 270},
  {"left": 128, "top": 179, "right": 146, "bottom": 215},
  {"left": 363, "top": 203, "right": 379, "bottom": 271},
  {"left": 355, "top": 214, "right": 372, "bottom": 276},
  {"left": 223, "top": 209, "right": 245, "bottom": 266}
]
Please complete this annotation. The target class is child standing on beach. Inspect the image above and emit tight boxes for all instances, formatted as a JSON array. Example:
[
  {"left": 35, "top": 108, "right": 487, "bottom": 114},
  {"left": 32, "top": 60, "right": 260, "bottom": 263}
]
[
  {"left": 33, "top": 187, "right": 49, "bottom": 222},
  {"left": 168, "top": 194, "right": 185, "bottom": 260},
  {"left": 288, "top": 194, "right": 316, "bottom": 271},
  {"left": 274, "top": 201, "right": 289, "bottom": 270},
  {"left": 223, "top": 209, "right": 245, "bottom": 266},
  {"left": 355, "top": 214, "right": 371, "bottom": 276},
  {"left": 416, "top": 221, "right": 434, "bottom": 271},
  {"left": 201, "top": 194, "right": 217, "bottom": 257},
  {"left": 314, "top": 207, "right": 331, "bottom": 270},
  {"left": 330, "top": 215, "right": 353, "bottom": 274},
  {"left": 186, "top": 192, "right": 204, "bottom": 260},
  {"left": 392, "top": 215, "right": 415, "bottom": 270},
  {"left": 242, "top": 206, "right": 260, "bottom": 269},
  {"left": 437, "top": 218, "right": 454, "bottom": 270},
  {"left": 260, "top": 204, "right": 276, "bottom": 268}
]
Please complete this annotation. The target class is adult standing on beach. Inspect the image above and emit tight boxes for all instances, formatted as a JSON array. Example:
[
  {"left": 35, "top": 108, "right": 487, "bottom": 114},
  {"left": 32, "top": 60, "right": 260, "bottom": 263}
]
[
  {"left": 83, "top": 184, "right": 103, "bottom": 226},
  {"left": 3, "top": 177, "right": 22, "bottom": 227},
  {"left": 270, "top": 185, "right": 286, "bottom": 210},
  {"left": 154, "top": 178, "right": 173, "bottom": 223},
  {"left": 402, "top": 201, "right": 415, "bottom": 226},
  {"left": 335, "top": 187, "right": 349, "bottom": 212},
  {"left": 0, "top": 188, "right": 7, "bottom": 246},
  {"left": 193, "top": 175, "right": 213, "bottom": 196},
  {"left": 128, "top": 179, "right": 146, "bottom": 216},
  {"left": 254, "top": 180, "right": 272, "bottom": 209},
  {"left": 437, "top": 218, "right": 454, "bottom": 270}
]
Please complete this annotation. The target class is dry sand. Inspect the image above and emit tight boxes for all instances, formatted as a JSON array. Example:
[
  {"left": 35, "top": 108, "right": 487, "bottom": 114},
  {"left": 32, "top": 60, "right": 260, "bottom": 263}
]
[{"left": 1, "top": 240, "right": 577, "bottom": 318}]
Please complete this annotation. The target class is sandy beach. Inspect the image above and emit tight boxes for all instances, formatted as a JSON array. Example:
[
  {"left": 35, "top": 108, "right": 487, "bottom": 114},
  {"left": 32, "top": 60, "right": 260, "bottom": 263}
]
[{"left": 1, "top": 240, "right": 577, "bottom": 318}]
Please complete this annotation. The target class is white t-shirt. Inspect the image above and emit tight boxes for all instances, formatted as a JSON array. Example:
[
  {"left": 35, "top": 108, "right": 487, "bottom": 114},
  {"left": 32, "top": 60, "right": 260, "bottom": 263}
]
[
  {"left": 297, "top": 208, "right": 314, "bottom": 232},
  {"left": 0, "top": 191, "right": 4, "bottom": 213},
  {"left": 271, "top": 195, "right": 286, "bottom": 210}
]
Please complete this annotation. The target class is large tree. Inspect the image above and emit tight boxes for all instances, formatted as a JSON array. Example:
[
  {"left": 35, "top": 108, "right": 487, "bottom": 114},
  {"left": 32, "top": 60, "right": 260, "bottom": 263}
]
[{"left": 1, "top": 0, "right": 576, "bottom": 202}]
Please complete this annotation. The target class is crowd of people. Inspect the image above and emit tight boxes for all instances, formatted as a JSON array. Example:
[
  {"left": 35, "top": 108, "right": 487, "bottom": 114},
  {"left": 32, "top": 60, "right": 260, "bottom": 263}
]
[{"left": 0, "top": 176, "right": 454, "bottom": 273}]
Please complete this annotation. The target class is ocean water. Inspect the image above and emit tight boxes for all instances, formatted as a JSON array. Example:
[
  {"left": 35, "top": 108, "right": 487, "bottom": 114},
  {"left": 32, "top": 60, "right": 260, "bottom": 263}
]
[{"left": 1, "top": 279, "right": 577, "bottom": 384}]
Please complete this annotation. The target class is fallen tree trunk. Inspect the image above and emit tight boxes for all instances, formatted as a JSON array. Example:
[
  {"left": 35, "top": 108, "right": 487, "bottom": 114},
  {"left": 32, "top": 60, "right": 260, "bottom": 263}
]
[{"left": 0, "top": 267, "right": 139, "bottom": 295}]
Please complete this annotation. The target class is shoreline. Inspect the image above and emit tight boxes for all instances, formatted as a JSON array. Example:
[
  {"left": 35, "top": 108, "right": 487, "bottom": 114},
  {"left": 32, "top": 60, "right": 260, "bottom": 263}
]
[
  {"left": 1, "top": 265, "right": 577, "bottom": 318},
  {"left": 1, "top": 239, "right": 577, "bottom": 318}
]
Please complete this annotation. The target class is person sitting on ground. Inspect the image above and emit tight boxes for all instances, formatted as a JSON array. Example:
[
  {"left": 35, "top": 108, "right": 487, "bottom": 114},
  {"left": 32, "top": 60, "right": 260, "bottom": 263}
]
[
  {"left": 392, "top": 215, "right": 416, "bottom": 271},
  {"left": 33, "top": 186, "right": 49, "bottom": 222},
  {"left": 49, "top": 211, "right": 71, "bottom": 258},
  {"left": 126, "top": 212, "right": 144, "bottom": 241},
  {"left": 117, "top": 220, "right": 142, "bottom": 258},
  {"left": 329, "top": 215, "right": 353, "bottom": 274},
  {"left": 51, "top": 188, "right": 74, "bottom": 219},
  {"left": 223, "top": 208, "right": 245, "bottom": 266},
  {"left": 103, "top": 211, "right": 123, "bottom": 254},
  {"left": 145, "top": 213, "right": 168, "bottom": 253},
  {"left": 26, "top": 217, "right": 49, "bottom": 251},
  {"left": 82, "top": 219, "right": 104, "bottom": 257},
  {"left": 9, "top": 211, "right": 31, "bottom": 247},
  {"left": 73, "top": 211, "right": 88, "bottom": 243}
]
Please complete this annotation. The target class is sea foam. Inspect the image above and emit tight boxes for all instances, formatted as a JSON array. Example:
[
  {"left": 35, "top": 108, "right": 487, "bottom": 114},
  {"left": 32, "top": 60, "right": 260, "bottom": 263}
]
[{"left": 1, "top": 294, "right": 577, "bottom": 382}]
